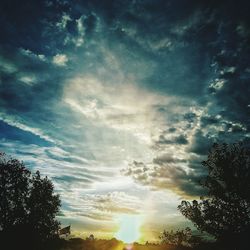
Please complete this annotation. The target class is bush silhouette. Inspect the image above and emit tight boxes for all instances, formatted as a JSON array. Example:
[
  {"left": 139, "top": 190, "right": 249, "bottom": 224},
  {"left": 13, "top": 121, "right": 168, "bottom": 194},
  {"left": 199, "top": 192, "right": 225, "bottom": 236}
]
[
  {"left": 0, "top": 152, "right": 61, "bottom": 248},
  {"left": 178, "top": 143, "right": 250, "bottom": 249},
  {"left": 159, "top": 227, "right": 192, "bottom": 246}
]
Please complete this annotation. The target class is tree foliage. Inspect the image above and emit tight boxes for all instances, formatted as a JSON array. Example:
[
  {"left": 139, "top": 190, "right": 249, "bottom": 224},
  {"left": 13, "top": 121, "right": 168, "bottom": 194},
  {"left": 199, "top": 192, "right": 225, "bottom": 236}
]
[
  {"left": 178, "top": 143, "right": 250, "bottom": 247},
  {"left": 0, "top": 152, "right": 61, "bottom": 242},
  {"left": 159, "top": 227, "right": 192, "bottom": 246}
]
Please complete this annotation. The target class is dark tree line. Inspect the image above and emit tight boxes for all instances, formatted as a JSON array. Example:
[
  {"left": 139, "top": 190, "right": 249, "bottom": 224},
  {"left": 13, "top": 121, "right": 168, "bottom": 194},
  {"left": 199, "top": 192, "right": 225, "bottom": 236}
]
[
  {"left": 178, "top": 143, "right": 250, "bottom": 250},
  {"left": 0, "top": 152, "right": 61, "bottom": 249}
]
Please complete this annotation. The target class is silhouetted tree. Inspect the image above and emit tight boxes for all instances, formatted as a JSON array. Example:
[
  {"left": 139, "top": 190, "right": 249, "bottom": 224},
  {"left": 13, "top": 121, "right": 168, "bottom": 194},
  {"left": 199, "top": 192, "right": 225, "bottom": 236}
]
[
  {"left": 178, "top": 143, "right": 250, "bottom": 249},
  {"left": 0, "top": 152, "right": 61, "bottom": 244},
  {"left": 159, "top": 227, "right": 192, "bottom": 246},
  {"left": 27, "top": 171, "right": 61, "bottom": 240},
  {"left": 0, "top": 152, "right": 30, "bottom": 231}
]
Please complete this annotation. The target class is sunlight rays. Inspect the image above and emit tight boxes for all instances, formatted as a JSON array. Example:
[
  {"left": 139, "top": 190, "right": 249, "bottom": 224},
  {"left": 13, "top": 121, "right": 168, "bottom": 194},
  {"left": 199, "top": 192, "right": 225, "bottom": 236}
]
[{"left": 114, "top": 214, "right": 143, "bottom": 243}]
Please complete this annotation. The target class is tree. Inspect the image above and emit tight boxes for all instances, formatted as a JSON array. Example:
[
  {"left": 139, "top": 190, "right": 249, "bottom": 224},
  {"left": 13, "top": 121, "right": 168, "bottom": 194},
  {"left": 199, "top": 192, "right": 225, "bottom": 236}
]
[
  {"left": 0, "top": 152, "right": 61, "bottom": 242},
  {"left": 178, "top": 143, "right": 250, "bottom": 248},
  {"left": 27, "top": 171, "right": 61, "bottom": 240},
  {"left": 0, "top": 152, "right": 30, "bottom": 231},
  {"left": 159, "top": 227, "right": 192, "bottom": 246}
]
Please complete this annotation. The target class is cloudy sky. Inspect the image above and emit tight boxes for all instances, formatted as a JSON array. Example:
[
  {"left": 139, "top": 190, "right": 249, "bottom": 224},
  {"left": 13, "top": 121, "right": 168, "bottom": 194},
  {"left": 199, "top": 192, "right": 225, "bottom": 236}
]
[{"left": 0, "top": 0, "right": 250, "bottom": 242}]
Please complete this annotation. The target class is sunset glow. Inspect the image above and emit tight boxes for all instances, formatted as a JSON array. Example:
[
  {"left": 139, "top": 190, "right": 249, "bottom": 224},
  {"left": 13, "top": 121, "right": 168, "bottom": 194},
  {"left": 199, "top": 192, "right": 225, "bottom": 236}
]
[{"left": 115, "top": 215, "right": 143, "bottom": 243}]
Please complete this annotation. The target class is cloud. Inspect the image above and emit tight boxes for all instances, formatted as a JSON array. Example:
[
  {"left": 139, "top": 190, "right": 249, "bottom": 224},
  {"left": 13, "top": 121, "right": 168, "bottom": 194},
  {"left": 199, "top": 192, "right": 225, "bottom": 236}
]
[
  {"left": 63, "top": 75, "right": 173, "bottom": 145},
  {"left": 58, "top": 191, "right": 142, "bottom": 228},
  {"left": 19, "top": 48, "right": 46, "bottom": 62},
  {"left": 0, "top": 114, "right": 56, "bottom": 144},
  {"left": 153, "top": 154, "right": 186, "bottom": 165},
  {"left": 0, "top": 119, "right": 52, "bottom": 147},
  {"left": 52, "top": 54, "right": 68, "bottom": 66},
  {"left": 155, "top": 134, "right": 188, "bottom": 146},
  {"left": 188, "top": 130, "right": 215, "bottom": 156},
  {"left": 89, "top": 192, "right": 141, "bottom": 215},
  {"left": 56, "top": 13, "right": 72, "bottom": 30},
  {"left": 123, "top": 154, "right": 206, "bottom": 198}
]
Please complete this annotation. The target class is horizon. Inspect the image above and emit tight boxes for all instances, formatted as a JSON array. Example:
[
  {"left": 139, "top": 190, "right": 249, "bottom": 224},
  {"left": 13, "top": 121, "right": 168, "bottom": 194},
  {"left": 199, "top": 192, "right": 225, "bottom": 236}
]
[{"left": 0, "top": 0, "right": 250, "bottom": 244}]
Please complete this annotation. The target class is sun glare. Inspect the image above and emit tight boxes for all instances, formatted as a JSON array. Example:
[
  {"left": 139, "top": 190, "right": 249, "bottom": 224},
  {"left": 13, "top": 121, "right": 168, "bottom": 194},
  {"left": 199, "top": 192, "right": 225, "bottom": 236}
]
[{"left": 114, "top": 214, "right": 143, "bottom": 244}]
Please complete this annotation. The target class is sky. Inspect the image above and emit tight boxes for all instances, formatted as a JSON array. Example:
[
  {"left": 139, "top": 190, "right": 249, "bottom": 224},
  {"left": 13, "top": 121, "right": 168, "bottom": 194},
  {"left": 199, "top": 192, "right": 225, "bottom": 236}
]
[{"left": 0, "top": 0, "right": 250, "bottom": 242}]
